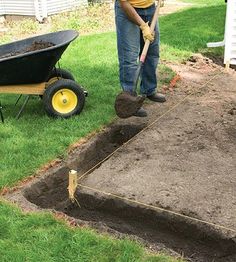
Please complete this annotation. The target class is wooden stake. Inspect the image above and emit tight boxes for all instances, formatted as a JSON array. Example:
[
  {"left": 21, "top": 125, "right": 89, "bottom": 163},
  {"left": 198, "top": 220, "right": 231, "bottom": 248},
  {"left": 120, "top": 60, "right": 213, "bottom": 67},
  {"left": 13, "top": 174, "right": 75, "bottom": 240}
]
[{"left": 68, "top": 170, "right": 78, "bottom": 203}]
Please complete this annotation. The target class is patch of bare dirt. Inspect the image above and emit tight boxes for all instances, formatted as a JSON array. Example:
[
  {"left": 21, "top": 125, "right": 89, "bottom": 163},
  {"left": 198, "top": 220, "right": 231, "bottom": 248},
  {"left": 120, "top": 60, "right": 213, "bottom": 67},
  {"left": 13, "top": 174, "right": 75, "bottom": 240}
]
[{"left": 160, "top": 0, "right": 193, "bottom": 16}]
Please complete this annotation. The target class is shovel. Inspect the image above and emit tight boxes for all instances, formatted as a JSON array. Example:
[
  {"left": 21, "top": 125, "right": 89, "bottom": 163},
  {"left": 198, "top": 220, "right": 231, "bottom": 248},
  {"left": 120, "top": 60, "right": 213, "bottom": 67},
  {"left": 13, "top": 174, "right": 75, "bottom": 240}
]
[{"left": 115, "top": 2, "right": 160, "bottom": 118}]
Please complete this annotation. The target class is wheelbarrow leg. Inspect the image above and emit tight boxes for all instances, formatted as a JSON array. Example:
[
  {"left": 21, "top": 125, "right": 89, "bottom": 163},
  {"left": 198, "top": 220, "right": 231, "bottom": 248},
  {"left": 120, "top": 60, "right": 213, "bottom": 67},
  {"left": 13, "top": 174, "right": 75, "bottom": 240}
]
[
  {"left": 0, "top": 101, "right": 4, "bottom": 123},
  {"left": 15, "top": 94, "right": 23, "bottom": 106},
  {"left": 16, "top": 95, "right": 31, "bottom": 119}
]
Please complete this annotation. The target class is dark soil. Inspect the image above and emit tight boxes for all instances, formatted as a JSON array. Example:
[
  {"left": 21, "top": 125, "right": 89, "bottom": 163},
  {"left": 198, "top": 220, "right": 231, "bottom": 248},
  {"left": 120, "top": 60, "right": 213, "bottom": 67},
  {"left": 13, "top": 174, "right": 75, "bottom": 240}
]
[
  {"left": 5, "top": 55, "right": 236, "bottom": 262},
  {"left": 115, "top": 91, "right": 145, "bottom": 118},
  {"left": 26, "top": 40, "right": 55, "bottom": 52},
  {"left": 0, "top": 40, "right": 55, "bottom": 59}
]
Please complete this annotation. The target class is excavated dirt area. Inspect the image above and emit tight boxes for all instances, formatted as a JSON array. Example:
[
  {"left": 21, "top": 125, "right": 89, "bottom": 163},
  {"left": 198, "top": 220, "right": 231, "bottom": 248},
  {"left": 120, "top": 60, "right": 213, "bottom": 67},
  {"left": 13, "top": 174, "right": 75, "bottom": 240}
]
[{"left": 6, "top": 55, "right": 236, "bottom": 262}]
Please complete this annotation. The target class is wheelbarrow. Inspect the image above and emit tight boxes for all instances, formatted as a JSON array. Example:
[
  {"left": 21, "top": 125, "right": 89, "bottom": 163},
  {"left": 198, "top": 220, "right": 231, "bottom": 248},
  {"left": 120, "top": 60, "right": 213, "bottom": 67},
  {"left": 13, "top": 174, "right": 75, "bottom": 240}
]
[{"left": 0, "top": 30, "right": 87, "bottom": 121}]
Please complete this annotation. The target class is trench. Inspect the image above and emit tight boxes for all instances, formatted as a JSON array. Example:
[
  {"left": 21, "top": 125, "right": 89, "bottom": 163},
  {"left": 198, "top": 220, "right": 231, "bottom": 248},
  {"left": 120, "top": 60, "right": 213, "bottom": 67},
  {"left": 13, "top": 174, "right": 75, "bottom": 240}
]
[{"left": 22, "top": 123, "right": 236, "bottom": 262}]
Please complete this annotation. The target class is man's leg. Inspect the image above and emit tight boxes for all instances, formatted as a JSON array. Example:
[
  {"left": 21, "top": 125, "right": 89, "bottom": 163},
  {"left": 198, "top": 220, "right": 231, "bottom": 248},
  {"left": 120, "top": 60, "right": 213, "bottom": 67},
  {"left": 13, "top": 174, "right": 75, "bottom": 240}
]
[
  {"left": 140, "top": 24, "right": 159, "bottom": 96},
  {"left": 115, "top": 1, "right": 140, "bottom": 93},
  {"left": 138, "top": 5, "right": 166, "bottom": 102}
]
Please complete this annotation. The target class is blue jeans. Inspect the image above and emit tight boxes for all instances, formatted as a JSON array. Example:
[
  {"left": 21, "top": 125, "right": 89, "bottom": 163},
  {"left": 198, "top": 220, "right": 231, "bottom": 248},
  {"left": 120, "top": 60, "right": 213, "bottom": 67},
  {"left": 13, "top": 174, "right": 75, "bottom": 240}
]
[{"left": 115, "top": 1, "right": 160, "bottom": 95}]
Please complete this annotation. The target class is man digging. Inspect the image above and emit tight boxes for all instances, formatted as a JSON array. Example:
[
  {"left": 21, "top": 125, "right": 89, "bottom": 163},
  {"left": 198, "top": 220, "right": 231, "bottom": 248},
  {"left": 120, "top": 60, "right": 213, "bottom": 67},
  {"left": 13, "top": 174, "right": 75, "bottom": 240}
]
[{"left": 115, "top": 0, "right": 166, "bottom": 118}]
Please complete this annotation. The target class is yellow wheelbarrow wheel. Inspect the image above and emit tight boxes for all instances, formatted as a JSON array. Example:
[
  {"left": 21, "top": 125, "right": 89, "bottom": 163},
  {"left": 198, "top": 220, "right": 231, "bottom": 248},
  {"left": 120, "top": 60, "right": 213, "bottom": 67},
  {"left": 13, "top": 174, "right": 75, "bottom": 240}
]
[
  {"left": 52, "top": 88, "right": 78, "bottom": 114},
  {"left": 43, "top": 79, "right": 85, "bottom": 118}
]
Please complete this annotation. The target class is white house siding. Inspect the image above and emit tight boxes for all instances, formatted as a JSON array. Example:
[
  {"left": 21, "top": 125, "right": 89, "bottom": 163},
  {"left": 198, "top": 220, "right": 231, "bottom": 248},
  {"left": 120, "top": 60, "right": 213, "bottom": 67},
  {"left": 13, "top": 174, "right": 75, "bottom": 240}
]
[
  {"left": 0, "top": 0, "right": 5, "bottom": 15},
  {"left": 0, "top": 0, "right": 88, "bottom": 19},
  {"left": 0, "top": 0, "right": 35, "bottom": 16},
  {"left": 47, "top": 0, "right": 86, "bottom": 15}
]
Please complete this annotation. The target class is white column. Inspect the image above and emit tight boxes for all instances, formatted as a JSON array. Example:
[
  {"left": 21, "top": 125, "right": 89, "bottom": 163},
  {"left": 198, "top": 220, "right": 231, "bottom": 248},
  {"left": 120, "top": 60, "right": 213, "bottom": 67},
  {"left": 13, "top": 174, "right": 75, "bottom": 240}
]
[
  {"left": 41, "top": 0, "right": 47, "bottom": 19},
  {"left": 224, "top": 0, "right": 236, "bottom": 66},
  {"left": 207, "top": 1, "right": 236, "bottom": 67},
  {"left": 34, "top": 0, "right": 43, "bottom": 22}
]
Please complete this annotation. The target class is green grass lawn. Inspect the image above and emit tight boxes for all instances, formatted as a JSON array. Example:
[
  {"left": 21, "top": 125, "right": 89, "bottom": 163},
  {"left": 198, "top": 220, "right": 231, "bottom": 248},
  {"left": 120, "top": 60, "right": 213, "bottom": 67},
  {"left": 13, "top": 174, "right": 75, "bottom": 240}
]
[
  {"left": 0, "top": 201, "right": 178, "bottom": 262},
  {"left": 160, "top": 2, "right": 226, "bottom": 61},
  {"left": 0, "top": 1, "right": 226, "bottom": 261},
  {"left": 0, "top": 33, "right": 119, "bottom": 189},
  {"left": 180, "top": 0, "right": 223, "bottom": 5}
]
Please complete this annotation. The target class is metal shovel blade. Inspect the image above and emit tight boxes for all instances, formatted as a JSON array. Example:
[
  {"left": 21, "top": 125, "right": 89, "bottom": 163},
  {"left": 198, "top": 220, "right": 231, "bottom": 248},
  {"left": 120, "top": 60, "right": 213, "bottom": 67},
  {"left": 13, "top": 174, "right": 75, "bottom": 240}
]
[{"left": 114, "top": 91, "right": 145, "bottom": 118}]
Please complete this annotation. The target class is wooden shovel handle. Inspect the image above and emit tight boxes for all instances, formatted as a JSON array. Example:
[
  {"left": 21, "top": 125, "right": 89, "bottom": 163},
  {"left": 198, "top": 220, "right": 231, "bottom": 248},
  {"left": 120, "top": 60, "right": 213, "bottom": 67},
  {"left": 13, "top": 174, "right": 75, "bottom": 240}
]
[{"left": 140, "top": 1, "right": 160, "bottom": 63}]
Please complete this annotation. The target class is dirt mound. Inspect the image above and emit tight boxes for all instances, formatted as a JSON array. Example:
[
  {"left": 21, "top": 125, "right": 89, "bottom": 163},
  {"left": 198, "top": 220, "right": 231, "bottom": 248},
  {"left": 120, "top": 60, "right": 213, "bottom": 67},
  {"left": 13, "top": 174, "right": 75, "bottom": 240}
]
[{"left": 0, "top": 40, "right": 55, "bottom": 59}]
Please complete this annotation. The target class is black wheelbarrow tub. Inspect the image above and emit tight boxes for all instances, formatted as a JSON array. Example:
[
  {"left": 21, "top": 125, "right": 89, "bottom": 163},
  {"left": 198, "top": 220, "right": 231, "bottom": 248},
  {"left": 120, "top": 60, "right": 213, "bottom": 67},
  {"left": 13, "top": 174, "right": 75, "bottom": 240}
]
[{"left": 0, "top": 30, "right": 78, "bottom": 85}]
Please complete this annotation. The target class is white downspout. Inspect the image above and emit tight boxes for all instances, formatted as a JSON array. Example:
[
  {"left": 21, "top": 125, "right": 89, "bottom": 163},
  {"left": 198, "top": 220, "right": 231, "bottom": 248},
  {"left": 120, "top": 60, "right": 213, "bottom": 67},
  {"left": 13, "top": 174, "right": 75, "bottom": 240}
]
[
  {"left": 34, "top": 0, "right": 44, "bottom": 22},
  {"left": 41, "top": 0, "right": 48, "bottom": 19}
]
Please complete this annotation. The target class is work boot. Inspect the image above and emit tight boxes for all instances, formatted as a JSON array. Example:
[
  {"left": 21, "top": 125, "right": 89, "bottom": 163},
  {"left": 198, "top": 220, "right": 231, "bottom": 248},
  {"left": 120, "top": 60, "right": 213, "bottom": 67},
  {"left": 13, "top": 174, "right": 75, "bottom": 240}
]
[
  {"left": 133, "top": 107, "right": 147, "bottom": 117},
  {"left": 147, "top": 93, "right": 166, "bottom": 103}
]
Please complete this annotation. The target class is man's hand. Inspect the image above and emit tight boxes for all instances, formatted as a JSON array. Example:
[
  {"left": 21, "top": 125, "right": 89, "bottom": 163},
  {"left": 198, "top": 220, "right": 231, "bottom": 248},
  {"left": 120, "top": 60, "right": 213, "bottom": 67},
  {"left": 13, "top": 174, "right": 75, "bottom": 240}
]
[
  {"left": 140, "top": 22, "right": 154, "bottom": 42},
  {"left": 119, "top": 1, "right": 155, "bottom": 42}
]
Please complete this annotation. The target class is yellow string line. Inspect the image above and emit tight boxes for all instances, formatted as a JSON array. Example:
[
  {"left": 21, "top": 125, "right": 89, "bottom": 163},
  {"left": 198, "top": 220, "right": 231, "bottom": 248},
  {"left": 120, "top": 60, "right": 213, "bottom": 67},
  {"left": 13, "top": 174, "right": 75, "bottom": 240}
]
[
  {"left": 78, "top": 71, "right": 223, "bottom": 182},
  {"left": 73, "top": 196, "right": 81, "bottom": 208},
  {"left": 76, "top": 70, "right": 236, "bottom": 234},
  {"left": 78, "top": 184, "right": 236, "bottom": 234}
]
